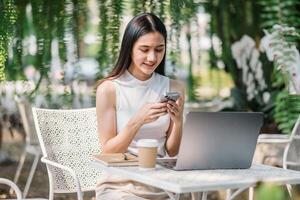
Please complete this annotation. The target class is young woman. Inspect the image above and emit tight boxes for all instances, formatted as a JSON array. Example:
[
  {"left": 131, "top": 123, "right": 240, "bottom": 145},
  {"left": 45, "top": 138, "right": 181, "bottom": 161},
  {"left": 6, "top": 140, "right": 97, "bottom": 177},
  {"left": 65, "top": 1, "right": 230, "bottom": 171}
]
[{"left": 95, "top": 13, "right": 185, "bottom": 200}]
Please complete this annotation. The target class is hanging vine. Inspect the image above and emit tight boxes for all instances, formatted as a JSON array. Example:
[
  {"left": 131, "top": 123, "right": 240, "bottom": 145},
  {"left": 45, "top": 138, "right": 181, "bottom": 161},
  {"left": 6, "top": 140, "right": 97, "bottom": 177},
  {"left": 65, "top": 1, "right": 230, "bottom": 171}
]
[
  {"left": 258, "top": 0, "right": 300, "bottom": 34},
  {"left": 109, "top": 0, "right": 123, "bottom": 67},
  {"left": 131, "top": 0, "right": 144, "bottom": 16},
  {"left": 169, "top": 0, "right": 183, "bottom": 63},
  {"left": 158, "top": 0, "right": 166, "bottom": 23},
  {"left": 72, "top": 0, "right": 87, "bottom": 58},
  {"left": 5, "top": 1, "right": 27, "bottom": 80},
  {"left": 30, "top": 0, "right": 54, "bottom": 95},
  {"left": 0, "top": 0, "right": 17, "bottom": 81},
  {"left": 56, "top": 0, "right": 67, "bottom": 63},
  {"left": 97, "top": 0, "right": 109, "bottom": 77}
]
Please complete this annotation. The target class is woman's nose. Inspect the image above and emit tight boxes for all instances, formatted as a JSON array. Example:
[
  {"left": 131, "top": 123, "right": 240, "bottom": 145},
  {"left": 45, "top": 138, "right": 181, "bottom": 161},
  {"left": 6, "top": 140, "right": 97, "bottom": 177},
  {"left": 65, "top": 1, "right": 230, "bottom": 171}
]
[{"left": 147, "top": 51, "right": 157, "bottom": 63}]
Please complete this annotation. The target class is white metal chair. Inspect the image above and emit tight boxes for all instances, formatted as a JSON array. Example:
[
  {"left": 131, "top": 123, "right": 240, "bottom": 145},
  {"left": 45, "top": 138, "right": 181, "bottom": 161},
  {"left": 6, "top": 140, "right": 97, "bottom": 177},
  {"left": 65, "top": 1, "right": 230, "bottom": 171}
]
[
  {"left": 31, "top": 107, "right": 102, "bottom": 200},
  {"left": 249, "top": 115, "right": 300, "bottom": 199},
  {"left": 0, "top": 178, "right": 46, "bottom": 200},
  {"left": 12, "top": 96, "right": 42, "bottom": 197},
  {"left": 282, "top": 114, "right": 300, "bottom": 197}
]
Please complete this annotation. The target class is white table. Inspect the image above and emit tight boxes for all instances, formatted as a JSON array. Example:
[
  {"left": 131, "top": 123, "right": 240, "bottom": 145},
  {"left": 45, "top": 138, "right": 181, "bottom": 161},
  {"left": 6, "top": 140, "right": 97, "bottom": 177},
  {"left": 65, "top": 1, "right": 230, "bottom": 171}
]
[{"left": 91, "top": 161, "right": 300, "bottom": 200}]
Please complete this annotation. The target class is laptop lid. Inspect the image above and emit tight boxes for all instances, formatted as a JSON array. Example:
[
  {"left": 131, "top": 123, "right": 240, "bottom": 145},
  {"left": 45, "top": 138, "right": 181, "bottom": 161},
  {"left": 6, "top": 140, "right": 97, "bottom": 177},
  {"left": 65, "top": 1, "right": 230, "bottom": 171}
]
[{"left": 174, "top": 112, "right": 263, "bottom": 170}]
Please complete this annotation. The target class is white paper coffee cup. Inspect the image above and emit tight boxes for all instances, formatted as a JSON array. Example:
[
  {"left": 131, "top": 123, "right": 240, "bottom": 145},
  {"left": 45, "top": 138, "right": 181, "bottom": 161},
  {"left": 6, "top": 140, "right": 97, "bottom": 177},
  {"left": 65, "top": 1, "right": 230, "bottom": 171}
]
[{"left": 137, "top": 139, "right": 159, "bottom": 169}]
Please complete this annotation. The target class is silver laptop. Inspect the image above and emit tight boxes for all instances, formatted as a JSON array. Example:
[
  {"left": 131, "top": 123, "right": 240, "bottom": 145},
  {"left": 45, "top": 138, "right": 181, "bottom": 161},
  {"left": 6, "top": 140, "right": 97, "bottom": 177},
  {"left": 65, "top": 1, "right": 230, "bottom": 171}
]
[{"left": 158, "top": 112, "right": 263, "bottom": 170}]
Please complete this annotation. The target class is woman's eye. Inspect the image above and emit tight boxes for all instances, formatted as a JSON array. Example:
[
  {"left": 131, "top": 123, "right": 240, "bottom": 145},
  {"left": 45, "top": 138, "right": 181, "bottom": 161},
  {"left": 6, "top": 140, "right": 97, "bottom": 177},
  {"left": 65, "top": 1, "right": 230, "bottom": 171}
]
[
  {"left": 140, "top": 49, "right": 148, "bottom": 52},
  {"left": 155, "top": 49, "right": 164, "bottom": 52}
]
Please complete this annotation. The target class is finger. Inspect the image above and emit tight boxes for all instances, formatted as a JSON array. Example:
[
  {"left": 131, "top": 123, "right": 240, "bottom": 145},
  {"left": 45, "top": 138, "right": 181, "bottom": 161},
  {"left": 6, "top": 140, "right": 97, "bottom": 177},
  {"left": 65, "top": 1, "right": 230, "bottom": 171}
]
[
  {"left": 151, "top": 102, "right": 167, "bottom": 109},
  {"left": 167, "top": 100, "right": 177, "bottom": 107},
  {"left": 176, "top": 96, "right": 183, "bottom": 103},
  {"left": 167, "top": 109, "right": 176, "bottom": 117},
  {"left": 176, "top": 96, "right": 184, "bottom": 107},
  {"left": 167, "top": 103, "right": 179, "bottom": 113},
  {"left": 167, "top": 102, "right": 180, "bottom": 113},
  {"left": 173, "top": 97, "right": 184, "bottom": 112},
  {"left": 168, "top": 100, "right": 182, "bottom": 111},
  {"left": 150, "top": 112, "right": 167, "bottom": 119},
  {"left": 151, "top": 107, "right": 167, "bottom": 115}
]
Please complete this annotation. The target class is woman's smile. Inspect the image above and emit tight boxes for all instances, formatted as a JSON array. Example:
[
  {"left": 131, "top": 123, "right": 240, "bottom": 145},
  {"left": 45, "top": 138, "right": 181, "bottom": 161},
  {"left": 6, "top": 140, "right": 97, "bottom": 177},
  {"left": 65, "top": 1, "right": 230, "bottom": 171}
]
[{"left": 143, "top": 62, "right": 156, "bottom": 68}]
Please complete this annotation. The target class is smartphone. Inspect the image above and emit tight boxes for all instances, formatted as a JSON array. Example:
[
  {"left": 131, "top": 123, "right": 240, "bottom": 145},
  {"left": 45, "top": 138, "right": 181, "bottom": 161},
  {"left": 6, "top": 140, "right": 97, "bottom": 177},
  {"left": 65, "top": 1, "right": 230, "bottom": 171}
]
[{"left": 160, "top": 91, "right": 181, "bottom": 102}]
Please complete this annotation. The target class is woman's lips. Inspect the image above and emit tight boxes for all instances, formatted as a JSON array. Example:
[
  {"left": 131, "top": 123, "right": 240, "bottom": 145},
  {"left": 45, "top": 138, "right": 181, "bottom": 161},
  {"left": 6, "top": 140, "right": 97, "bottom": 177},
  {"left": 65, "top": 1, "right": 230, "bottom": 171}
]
[{"left": 144, "top": 63, "right": 155, "bottom": 68}]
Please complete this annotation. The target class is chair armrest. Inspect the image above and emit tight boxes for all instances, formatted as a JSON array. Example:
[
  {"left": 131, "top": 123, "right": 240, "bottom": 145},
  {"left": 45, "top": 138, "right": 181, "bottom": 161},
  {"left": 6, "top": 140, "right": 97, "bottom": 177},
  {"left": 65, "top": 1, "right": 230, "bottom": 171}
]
[
  {"left": 0, "top": 178, "right": 22, "bottom": 200},
  {"left": 41, "top": 156, "right": 83, "bottom": 198},
  {"left": 41, "top": 157, "right": 78, "bottom": 178}
]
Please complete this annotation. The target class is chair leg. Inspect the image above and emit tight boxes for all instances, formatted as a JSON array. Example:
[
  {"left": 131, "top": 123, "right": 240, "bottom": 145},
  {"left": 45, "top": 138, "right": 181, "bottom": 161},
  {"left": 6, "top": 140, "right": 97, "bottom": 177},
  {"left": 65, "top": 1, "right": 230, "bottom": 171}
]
[
  {"left": 45, "top": 164, "right": 55, "bottom": 200},
  {"left": 191, "top": 192, "right": 201, "bottom": 200},
  {"left": 49, "top": 189, "right": 54, "bottom": 200},
  {"left": 286, "top": 184, "right": 293, "bottom": 199},
  {"left": 249, "top": 187, "right": 254, "bottom": 200},
  {"left": 191, "top": 192, "right": 207, "bottom": 200},
  {"left": 226, "top": 189, "right": 232, "bottom": 200},
  {"left": 23, "top": 153, "right": 39, "bottom": 197},
  {"left": 201, "top": 192, "right": 207, "bottom": 200},
  {"left": 10, "top": 151, "right": 27, "bottom": 195}
]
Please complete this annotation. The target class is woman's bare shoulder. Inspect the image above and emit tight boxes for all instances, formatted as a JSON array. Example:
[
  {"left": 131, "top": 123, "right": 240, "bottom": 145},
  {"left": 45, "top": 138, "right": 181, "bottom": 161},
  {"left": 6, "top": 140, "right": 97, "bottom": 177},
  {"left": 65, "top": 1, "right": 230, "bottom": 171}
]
[{"left": 96, "top": 79, "right": 116, "bottom": 103}]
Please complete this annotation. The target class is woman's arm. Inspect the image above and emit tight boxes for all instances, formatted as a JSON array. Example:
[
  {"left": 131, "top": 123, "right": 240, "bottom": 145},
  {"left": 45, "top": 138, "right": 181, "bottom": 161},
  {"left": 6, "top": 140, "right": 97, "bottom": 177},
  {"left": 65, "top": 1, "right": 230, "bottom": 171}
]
[
  {"left": 165, "top": 80, "right": 185, "bottom": 157},
  {"left": 96, "top": 80, "right": 140, "bottom": 153},
  {"left": 96, "top": 80, "right": 168, "bottom": 153}
]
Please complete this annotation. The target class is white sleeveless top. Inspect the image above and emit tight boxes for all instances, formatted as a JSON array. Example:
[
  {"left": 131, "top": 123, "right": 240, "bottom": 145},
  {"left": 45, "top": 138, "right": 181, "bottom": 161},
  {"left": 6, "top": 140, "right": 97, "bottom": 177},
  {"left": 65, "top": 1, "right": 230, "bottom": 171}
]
[{"left": 113, "top": 70, "right": 170, "bottom": 156}]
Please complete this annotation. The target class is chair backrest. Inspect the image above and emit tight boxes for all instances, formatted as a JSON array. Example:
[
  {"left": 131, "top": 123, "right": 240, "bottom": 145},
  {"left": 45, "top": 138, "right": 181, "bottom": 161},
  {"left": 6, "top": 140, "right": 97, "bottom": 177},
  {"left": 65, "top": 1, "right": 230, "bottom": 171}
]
[
  {"left": 14, "top": 96, "right": 39, "bottom": 145},
  {"left": 32, "top": 107, "right": 102, "bottom": 193},
  {"left": 283, "top": 114, "right": 300, "bottom": 170}
]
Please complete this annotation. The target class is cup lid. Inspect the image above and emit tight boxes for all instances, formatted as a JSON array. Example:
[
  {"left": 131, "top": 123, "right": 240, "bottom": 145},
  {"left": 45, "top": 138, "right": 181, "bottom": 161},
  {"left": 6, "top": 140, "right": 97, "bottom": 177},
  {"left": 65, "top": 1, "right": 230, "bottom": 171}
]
[{"left": 137, "top": 139, "right": 159, "bottom": 148}]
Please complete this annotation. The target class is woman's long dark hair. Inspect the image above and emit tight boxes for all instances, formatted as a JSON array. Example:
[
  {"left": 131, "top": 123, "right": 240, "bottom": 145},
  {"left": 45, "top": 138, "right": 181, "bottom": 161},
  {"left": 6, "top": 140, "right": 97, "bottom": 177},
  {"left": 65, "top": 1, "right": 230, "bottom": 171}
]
[{"left": 97, "top": 13, "right": 167, "bottom": 86}]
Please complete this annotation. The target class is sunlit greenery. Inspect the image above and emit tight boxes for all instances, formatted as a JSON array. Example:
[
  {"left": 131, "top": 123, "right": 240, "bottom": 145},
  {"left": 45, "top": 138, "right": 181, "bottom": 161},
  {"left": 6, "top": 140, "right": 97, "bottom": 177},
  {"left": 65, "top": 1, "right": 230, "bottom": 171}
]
[
  {"left": 255, "top": 183, "right": 288, "bottom": 200},
  {"left": 1, "top": 0, "right": 204, "bottom": 100},
  {"left": 0, "top": 0, "right": 17, "bottom": 81},
  {"left": 1, "top": 0, "right": 300, "bottom": 130}
]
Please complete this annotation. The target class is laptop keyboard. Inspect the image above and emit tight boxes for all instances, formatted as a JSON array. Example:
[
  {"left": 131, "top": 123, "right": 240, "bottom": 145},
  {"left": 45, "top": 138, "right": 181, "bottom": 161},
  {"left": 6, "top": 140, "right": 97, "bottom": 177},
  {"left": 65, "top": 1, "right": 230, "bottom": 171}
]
[{"left": 157, "top": 158, "right": 177, "bottom": 169}]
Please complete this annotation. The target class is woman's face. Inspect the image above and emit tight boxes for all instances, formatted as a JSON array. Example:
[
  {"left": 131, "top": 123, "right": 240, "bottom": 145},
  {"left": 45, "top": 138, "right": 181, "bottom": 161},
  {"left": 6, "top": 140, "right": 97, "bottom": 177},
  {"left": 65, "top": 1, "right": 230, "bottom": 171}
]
[{"left": 129, "top": 32, "right": 165, "bottom": 80}]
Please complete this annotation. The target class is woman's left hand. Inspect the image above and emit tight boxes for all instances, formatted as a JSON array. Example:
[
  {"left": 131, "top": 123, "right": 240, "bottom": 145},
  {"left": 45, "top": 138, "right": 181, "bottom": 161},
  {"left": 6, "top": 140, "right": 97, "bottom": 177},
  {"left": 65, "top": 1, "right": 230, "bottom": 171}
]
[{"left": 167, "top": 96, "right": 184, "bottom": 125}]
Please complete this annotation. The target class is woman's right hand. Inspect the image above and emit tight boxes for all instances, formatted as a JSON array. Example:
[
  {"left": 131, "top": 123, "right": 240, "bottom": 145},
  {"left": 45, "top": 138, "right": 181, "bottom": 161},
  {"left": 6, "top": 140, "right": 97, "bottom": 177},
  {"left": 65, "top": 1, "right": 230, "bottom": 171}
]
[{"left": 133, "top": 102, "right": 168, "bottom": 125}]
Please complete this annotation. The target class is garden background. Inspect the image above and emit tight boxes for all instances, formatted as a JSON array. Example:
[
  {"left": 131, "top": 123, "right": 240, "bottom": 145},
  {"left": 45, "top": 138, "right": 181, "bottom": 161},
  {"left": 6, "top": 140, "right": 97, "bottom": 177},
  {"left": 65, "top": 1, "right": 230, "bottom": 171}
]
[{"left": 1, "top": 0, "right": 300, "bottom": 199}]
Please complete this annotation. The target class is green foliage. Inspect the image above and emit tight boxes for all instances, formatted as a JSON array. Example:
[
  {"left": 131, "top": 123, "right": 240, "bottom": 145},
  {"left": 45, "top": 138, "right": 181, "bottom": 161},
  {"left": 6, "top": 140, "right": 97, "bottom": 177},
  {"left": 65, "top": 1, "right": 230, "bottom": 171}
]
[
  {"left": 169, "top": 0, "right": 200, "bottom": 101},
  {"left": 205, "top": 0, "right": 261, "bottom": 85},
  {"left": 131, "top": 0, "right": 145, "bottom": 16},
  {"left": 257, "top": 0, "right": 300, "bottom": 132},
  {"left": 96, "top": 0, "right": 124, "bottom": 76},
  {"left": 110, "top": 0, "right": 123, "bottom": 64},
  {"left": 0, "top": 0, "right": 202, "bottom": 102},
  {"left": 204, "top": 0, "right": 275, "bottom": 118},
  {"left": 168, "top": 0, "right": 196, "bottom": 66},
  {"left": 5, "top": 1, "right": 27, "bottom": 80},
  {"left": 258, "top": 0, "right": 300, "bottom": 34},
  {"left": 72, "top": 0, "right": 88, "bottom": 58},
  {"left": 97, "top": 0, "right": 109, "bottom": 76},
  {"left": 206, "top": 0, "right": 300, "bottom": 130},
  {"left": 157, "top": 1, "right": 166, "bottom": 22},
  {"left": 274, "top": 91, "right": 300, "bottom": 134},
  {"left": 255, "top": 183, "right": 288, "bottom": 200},
  {"left": 29, "top": 0, "right": 54, "bottom": 94},
  {"left": 56, "top": 1, "right": 67, "bottom": 62},
  {"left": 263, "top": 24, "right": 300, "bottom": 134},
  {"left": 0, "top": 0, "right": 17, "bottom": 81},
  {"left": 264, "top": 25, "right": 300, "bottom": 81}
]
